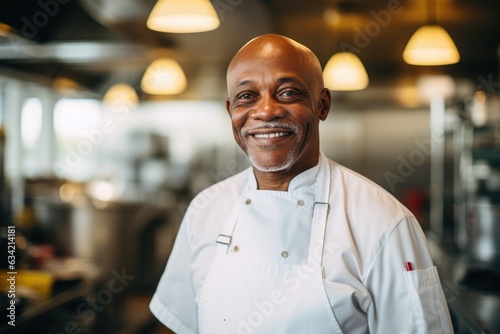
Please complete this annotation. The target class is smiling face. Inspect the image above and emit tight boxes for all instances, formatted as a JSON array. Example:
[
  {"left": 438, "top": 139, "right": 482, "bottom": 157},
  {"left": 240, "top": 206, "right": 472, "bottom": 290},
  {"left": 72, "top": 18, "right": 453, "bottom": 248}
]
[{"left": 226, "top": 34, "right": 331, "bottom": 178}]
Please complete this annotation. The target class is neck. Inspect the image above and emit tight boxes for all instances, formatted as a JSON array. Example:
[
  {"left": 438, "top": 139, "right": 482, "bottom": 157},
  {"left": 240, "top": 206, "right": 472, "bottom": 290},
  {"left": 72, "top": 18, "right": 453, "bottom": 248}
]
[
  {"left": 253, "top": 169, "right": 294, "bottom": 191},
  {"left": 253, "top": 154, "right": 320, "bottom": 191}
]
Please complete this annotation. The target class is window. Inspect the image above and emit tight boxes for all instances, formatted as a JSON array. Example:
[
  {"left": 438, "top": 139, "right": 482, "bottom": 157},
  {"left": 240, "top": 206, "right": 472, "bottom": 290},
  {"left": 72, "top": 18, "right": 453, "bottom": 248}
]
[
  {"left": 20, "top": 98, "right": 43, "bottom": 177},
  {"left": 53, "top": 99, "right": 101, "bottom": 181}
]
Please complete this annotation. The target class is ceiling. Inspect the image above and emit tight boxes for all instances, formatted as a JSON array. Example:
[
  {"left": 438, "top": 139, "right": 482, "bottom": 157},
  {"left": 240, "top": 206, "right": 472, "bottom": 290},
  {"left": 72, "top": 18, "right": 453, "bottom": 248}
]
[{"left": 0, "top": 0, "right": 499, "bottom": 106}]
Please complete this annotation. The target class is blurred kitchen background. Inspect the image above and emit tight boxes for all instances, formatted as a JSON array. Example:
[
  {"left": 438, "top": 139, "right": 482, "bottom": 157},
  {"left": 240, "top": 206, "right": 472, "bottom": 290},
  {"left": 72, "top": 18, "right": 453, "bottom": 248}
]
[{"left": 0, "top": 0, "right": 499, "bottom": 333}]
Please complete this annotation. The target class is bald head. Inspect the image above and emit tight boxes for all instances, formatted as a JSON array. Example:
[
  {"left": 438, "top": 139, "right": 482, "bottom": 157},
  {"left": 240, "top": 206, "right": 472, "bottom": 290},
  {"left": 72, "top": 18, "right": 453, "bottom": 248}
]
[
  {"left": 227, "top": 34, "right": 325, "bottom": 95},
  {"left": 224, "top": 34, "right": 331, "bottom": 187}
]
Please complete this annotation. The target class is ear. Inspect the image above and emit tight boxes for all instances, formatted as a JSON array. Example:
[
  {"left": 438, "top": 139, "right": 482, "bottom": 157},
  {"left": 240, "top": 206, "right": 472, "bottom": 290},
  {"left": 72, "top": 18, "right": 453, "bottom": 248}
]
[{"left": 318, "top": 88, "right": 331, "bottom": 121}]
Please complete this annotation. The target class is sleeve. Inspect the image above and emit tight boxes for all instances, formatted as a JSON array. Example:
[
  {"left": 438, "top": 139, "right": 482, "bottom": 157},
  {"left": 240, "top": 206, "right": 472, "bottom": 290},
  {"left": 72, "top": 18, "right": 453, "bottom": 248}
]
[
  {"left": 365, "top": 215, "right": 454, "bottom": 333},
  {"left": 150, "top": 220, "right": 198, "bottom": 334}
]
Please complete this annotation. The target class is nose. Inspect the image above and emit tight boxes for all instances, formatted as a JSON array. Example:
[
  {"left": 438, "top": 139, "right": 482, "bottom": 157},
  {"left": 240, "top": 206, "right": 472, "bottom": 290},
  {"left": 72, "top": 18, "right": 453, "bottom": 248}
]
[{"left": 250, "top": 94, "right": 286, "bottom": 121}]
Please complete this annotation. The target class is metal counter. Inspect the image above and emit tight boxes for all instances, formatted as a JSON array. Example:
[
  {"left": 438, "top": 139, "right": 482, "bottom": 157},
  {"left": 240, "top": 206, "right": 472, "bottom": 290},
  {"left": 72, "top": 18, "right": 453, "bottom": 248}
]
[{"left": 431, "top": 239, "right": 500, "bottom": 334}]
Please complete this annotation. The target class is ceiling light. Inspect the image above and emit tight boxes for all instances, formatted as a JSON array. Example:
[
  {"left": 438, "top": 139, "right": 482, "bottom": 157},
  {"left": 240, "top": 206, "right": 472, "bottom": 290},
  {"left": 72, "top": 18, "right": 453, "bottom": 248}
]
[
  {"left": 103, "top": 83, "right": 139, "bottom": 109},
  {"left": 394, "top": 85, "right": 422, "bottom": 108},
  {"left": 417, "top": 75, "right": 455, "bottom": 101},
  {"left": 52, "top": 76, "right": 83, "bottom": 92},
  {"left": 323, "top": 52, "right": 369, "bottom": 91},
  {"left": 147, "top": 0, "right": 220, "bottom": 33},
  {"left": 402, "top": 0, "right": 460, "bottom": 66},
  {"left": 403, "top": 25, "right": 460, "bottom": 65},
  {"left": 141, "top": 58, "right": 187, "bottom": 95}
]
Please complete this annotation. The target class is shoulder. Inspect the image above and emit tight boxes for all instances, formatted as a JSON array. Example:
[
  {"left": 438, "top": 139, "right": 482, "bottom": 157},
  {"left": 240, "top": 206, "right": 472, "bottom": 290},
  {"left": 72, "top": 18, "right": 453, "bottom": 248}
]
[
  {"left": 324, "top": 159, "right": 420, "bottom": 277},
  {"left": 326, "top": 159, "right": 415, "bottom": 258},
  {"left": 328, "top": 159, "right": 411, "bottom": 222}
]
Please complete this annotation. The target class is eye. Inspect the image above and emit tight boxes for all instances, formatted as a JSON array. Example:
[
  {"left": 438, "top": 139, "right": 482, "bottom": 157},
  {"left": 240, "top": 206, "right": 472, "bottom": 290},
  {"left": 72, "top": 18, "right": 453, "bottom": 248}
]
[
  {"left": 239, "top": 93, "right": 254, "bottom": 100},
  {"left": 281, "top": 90, "right": 297, "bottom": 97},
  {"left": 278, "top": 89, "right": 302, "bottom": 101},
  {"left": 232, "top": 92, "right": 257, "bottom": 107}
]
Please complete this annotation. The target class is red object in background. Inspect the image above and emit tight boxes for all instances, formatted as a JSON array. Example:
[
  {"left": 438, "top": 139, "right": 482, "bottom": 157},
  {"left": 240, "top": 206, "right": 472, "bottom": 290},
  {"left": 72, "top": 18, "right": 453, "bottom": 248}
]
[
  {"left": 402, "top": 189, "right": 428, "bottom": 228},
  {"left": 403, "top": 189, "right": 425, "bottom": 215}
]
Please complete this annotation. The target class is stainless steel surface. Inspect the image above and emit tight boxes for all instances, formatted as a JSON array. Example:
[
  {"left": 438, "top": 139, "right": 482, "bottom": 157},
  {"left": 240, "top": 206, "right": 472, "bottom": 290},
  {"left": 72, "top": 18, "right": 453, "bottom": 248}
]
[
  {"left": 431, "top": 239, "right": 500, "bottom": 333},
  {"left": 468, "top": 201, "right": 500, "bottom": 268},
  {"left": 450, "top": 289, "right": 500, "bottom": 334}
]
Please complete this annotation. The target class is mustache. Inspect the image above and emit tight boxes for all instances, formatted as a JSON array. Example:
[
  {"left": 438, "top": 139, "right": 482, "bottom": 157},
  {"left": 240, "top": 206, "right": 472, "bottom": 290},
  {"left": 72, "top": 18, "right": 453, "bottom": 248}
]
[{"left": 242, "top": 121, "right": 299, "bottom": 136}]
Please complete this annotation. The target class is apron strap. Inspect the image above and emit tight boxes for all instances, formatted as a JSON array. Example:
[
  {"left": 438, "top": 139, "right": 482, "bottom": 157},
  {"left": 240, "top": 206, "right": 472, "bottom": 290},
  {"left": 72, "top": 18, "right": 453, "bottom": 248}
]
[
  {"left": 216, "top": 181, "right": 248, "bottom": 254},
  {"left": 308, "top": 152, "right": 331, "bottom": 266}
]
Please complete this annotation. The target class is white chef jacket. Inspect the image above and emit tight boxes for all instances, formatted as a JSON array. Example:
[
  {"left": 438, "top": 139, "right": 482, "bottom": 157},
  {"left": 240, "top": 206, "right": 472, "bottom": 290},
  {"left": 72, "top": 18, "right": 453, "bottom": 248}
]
[{"left": 150, "top": 156, "right": 453, "bottom": 333}]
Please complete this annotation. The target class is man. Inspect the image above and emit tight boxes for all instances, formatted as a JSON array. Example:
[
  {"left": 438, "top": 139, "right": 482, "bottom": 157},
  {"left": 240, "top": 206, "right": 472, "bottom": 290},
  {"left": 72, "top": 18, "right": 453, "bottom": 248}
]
[{"left": 150, "top": 34, "right": 454, "bottom": 333}]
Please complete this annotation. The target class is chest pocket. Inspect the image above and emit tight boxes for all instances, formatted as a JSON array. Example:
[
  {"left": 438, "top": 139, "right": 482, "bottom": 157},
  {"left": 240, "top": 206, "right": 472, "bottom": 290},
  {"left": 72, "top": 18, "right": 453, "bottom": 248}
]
[{"left": 404, "top": 266, "right": 452, "bottom": 334}]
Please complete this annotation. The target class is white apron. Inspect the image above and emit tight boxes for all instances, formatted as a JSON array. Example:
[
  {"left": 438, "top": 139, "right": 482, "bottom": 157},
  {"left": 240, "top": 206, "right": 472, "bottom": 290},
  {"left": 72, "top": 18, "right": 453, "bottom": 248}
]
[{"left": 198, "top": 155, "right": 343, "bottom": 333}]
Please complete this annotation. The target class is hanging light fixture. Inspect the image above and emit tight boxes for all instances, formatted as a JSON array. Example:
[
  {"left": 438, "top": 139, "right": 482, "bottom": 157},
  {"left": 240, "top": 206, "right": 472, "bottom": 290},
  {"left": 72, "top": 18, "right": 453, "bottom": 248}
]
[
  {"left": 147, "top": 0, "right": 220, "bottom": 33},
  {"left": 403, "top": 25, "right": 460, "bottom": 65},
  {"left": 103, "top": 83, "right": 139, "bottom": 109},
  {"left": 323, "top": 52, "right": 369, "bottom": 91},
  {"left": 141, "top": 58, "right": 187, "bottom": 95},
  {"left": 403, "top": 0, "right": 460, "bottom": 65},
  {"left": 322, "top": 4, "right": 369, "bottom": 91}
]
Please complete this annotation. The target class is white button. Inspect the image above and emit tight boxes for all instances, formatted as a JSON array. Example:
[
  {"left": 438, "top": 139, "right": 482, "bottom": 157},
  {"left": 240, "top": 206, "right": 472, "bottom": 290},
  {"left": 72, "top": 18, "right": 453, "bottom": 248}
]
[
  {"left": 245, "top": 199, "right": 252, "bottom": 205},
  {"left": 281, "top": 251, "right": 289, "bottom": 258},
  {"left": 297, "top": 199, "right": 304, "bottom": 206}
]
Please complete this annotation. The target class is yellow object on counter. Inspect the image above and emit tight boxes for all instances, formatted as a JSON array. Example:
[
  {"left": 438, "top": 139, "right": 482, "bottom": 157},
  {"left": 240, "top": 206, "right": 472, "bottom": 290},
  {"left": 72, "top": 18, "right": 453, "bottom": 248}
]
[{"left": 1, "top": 270, "right": 54, "bottom": 300}]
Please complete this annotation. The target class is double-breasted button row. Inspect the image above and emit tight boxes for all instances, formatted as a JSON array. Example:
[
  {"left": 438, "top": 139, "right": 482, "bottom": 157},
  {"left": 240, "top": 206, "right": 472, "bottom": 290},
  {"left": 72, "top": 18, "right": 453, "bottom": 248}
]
[
  {"left": 231, "top": 245, "right": 290, "bottom": 259},
  {"left": 244, "top": 198, "right": 304, "bottom": 206}
]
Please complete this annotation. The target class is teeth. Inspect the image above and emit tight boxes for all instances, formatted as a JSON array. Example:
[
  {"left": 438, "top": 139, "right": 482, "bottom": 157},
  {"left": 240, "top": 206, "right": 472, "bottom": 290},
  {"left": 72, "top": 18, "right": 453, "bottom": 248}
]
[{"left": 254, "top": 132, "right": 289, "bottom": 139}]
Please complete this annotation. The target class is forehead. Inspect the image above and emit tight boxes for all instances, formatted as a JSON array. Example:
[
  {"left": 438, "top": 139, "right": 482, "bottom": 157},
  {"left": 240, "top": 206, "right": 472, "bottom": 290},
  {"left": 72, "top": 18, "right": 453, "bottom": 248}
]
[
  {"left": 228, "top": 58, "right": 305, "bottom": 85},
  {"left": 227, "top": 43, "right": 315, "bottom": 92}
]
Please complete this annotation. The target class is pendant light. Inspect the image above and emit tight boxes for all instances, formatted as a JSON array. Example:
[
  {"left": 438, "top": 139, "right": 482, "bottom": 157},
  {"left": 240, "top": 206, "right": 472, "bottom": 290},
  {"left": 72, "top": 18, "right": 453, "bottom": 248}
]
[
  {"left": 322, "top": 5, "right": 369, "bottom": 91},
  {"left": 103, "top": 83, "right": 139, "bottom": 109},
  {"left": 323, "top": 52, "right": 369, "bottom": 91},
  {"left": 147, "top": 0, "right": 220, "bottom": 33},
  {"left": 141, "top": 58, "right": 187, "bottom": 95},
  {"left": 403, "top": 0, "right": 460, "bottom": 65}
]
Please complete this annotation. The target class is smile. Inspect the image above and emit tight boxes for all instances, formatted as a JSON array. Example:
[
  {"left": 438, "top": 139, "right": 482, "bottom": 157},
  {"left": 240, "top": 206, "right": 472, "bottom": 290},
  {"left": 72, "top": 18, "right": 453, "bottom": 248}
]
[{"left": 254, "top": 132, "right": 291, "bottom": 139}]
